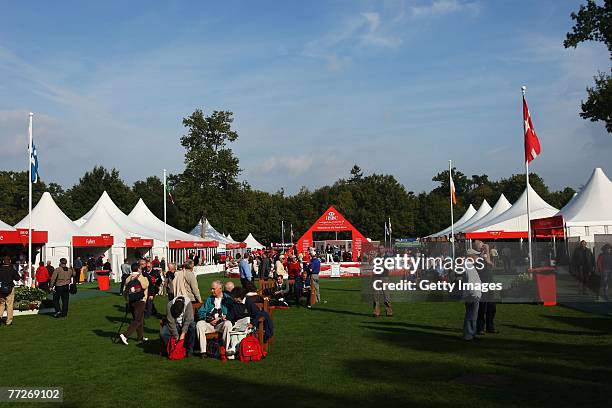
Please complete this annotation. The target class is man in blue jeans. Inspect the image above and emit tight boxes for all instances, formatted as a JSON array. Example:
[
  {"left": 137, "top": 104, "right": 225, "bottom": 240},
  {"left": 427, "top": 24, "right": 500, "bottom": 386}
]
[
  {"left": 160, "top": 296, "right": 196, "bottom": 357},
  {"left": 238, "top": 253, "right": 252, "bottom": 288},
  {"left": 309, "top": 251, "right": 321, "bottom": 305}
]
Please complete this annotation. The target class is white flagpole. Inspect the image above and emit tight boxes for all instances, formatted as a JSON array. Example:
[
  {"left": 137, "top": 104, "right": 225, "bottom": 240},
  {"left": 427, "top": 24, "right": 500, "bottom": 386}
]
[
  {"left": 388, "top": 217, "right": 392, "bottom": 249},
  {"left": 522, "top": 86, "right": 533, "bottom": 269},
  {"left": 281, "top": 220, "right": 285, "bottom": 247},
  {"left": 28, "top": 112, "right": 33, "bottom": 287},
  {"left": 163, "top": 168, "right": 168, "bottom": 263},
  {"left": 384, "top": 222, "right": 387, "bottom": 248},
  {"left": 449, "top": 160, "right": 455, "bottom": 261}
]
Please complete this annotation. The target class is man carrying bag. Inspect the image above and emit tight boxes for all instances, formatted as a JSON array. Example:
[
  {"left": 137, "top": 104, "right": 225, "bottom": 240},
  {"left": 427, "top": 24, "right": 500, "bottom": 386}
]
[{"left": 0, "top": 256, "right": 21, "bottom": 326}]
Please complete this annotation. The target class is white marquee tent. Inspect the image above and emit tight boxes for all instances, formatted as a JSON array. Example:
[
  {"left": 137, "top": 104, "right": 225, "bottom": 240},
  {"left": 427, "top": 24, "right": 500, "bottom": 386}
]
[
  {"left": 538, "top": 167, "right": 612, "bottom": 240},
  {"left": 0, "top": 219, "right": 16, "bottom": 231},
  {"left": 456, "top": 200, "right": 492, "bottom": 233},
  {"left": 468, "top": 185, "right": 558, "bottom": 236},
  {"left": 190, "top": 218, "right": 232, "bottom": 245},
  {"left": 243, "top": 233, "right": 264, "bottom": 249},
  {"left": 431, "top": 204, "right": 476, "bottom": 237},
  {"left": 461, "top": 194, "right": 512, "bottom": 233},
  {"left": 14, "top": 192, "right": 85, "bottom": 265},
  {"left": 128, "top": 199, "right": 197, "bottom": 242}
]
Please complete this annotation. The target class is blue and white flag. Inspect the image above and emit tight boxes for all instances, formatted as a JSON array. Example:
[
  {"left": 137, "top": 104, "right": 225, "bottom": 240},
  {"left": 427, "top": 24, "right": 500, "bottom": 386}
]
[{"left": 30, "top": 141, "right": 39, "bottom": 183}]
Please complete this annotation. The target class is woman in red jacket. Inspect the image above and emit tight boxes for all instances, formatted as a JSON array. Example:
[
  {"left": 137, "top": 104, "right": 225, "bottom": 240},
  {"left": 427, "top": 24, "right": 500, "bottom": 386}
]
[{"left": 36, "top": 261, "right": 50, "bottom": 292}]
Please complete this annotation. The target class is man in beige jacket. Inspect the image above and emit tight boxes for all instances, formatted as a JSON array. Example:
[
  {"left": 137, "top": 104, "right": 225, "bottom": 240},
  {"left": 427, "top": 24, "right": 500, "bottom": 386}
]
[{"left": 171, "top": 260, "right": 202, "bottom": 304}]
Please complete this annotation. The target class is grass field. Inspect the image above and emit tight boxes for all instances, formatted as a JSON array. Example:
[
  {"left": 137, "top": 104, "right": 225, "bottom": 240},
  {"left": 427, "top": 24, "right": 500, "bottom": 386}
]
[{"left": 2, "top": 274, "right": 612, "bottom": 408}]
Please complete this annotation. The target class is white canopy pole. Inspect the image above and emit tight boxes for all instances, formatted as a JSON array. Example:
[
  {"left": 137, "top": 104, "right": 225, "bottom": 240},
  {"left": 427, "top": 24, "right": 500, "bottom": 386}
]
[
  {"left": 28, "top": 112, "right": 33, "bottom": 287},
  {"left": 163, "top": 168, "right": 168, "bottom": 264},
  {"left": 522, "top": 86, "right": 533, "bottom": 269}
]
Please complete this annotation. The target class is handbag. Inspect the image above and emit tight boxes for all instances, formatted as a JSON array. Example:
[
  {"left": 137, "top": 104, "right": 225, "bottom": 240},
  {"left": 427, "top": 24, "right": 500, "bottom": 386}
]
[{"left": 69, "top": 280, "right": 77, "bottom": 295}]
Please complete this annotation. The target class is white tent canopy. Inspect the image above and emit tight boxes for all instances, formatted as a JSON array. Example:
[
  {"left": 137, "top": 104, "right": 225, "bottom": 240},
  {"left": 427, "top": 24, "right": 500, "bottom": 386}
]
[
  {"left": 190, "top": 218, "right": 231, "bottom": 244},
  {"left": 471, "top": 185, "right": 558, "bottom": 233},
  {"left": 554, "top": 167, "right": 612, "bottom": 237},
  {"left": 462, "top": 194, "right": 512, "bottom": 233},
  {"left": 15, "top": 192, "right": 83, "bottom": 246},
  {"left": 80, "top": 205, "right": 133, "bottom": 246},
  {"left": 456, "top": 200, "right": 492, "bottom": 233},
  {"left": 243, "top": 233, "right": 264, "bottom": 249},
  {"left": 128, "top": 199, "right": 198, "bottom": 242},
  {"left": 431, "top": 204, "right": 476, "bottom": 237},
  {"left": 75, "top": 191, "right": 164, "bottom": 244},
  {"left": 226, "top": 234, "right": 237, "bottom": 243},
  {"left": 0, "top": 218, "right": 16, "bottom": 231}
]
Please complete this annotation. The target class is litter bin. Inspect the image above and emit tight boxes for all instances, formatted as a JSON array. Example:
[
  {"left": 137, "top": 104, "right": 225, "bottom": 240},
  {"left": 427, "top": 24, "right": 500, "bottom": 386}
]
[
  {"left": 528, "top": 267, "right": 557, "bottom": 306},
  {"left": 95, "top": 270, "right": 111, "bottom": 291}
]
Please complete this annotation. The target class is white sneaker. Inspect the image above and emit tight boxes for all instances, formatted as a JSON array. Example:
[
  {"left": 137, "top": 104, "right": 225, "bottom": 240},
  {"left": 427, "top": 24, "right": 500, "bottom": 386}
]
[
  {"left": 138, "top": 337, "right": 149, "bottom": 343},
  {"left": 119, "top": 333, "right": 128, "bottom": 345}
]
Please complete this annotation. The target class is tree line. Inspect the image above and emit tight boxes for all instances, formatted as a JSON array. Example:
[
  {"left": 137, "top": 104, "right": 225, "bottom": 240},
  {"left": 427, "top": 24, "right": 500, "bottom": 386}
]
[{"left": 0, "top": 109, "right": 576, "bottom": 243}]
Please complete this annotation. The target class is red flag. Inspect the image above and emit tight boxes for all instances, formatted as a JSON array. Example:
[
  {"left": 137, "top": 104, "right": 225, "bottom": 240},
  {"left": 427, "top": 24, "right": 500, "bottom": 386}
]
[{"left": 523, "top": 97, "right": 541, "bottom": 163}]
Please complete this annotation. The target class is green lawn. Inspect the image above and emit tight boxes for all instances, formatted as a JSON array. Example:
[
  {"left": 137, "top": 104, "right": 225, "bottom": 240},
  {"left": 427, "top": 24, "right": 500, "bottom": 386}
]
[{"left": 2, "top": 274, "right": 612, "bottom": 408}]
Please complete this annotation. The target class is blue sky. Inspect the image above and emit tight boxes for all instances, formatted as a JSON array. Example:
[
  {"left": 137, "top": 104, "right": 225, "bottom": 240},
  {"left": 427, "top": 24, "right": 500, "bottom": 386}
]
[{"left": 1, "top": 0, "right": 610, "bottom": 195}]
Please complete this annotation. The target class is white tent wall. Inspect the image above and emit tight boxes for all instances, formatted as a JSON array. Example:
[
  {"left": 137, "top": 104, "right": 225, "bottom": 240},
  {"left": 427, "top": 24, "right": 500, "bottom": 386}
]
[{"left": 472, "top": 185, "right": 558, "bottom": 233}]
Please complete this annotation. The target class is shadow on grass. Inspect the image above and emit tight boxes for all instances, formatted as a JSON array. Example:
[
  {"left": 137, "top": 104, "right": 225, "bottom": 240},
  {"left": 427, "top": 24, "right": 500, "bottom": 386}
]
[
  {"left": 541, "top": 315, "right": 612, "bottom": 332},
  {"left": 502, "top": 323, "right": 607, "bottom": 336},
  {"left": 308, "top": 306, "right": 372, "bottom": 317},
  {"left": 172, "top": 369, "right": 443, "bottom": 408}
]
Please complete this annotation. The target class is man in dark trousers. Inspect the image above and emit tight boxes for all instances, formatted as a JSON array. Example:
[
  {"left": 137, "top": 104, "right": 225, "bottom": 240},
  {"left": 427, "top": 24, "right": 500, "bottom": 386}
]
[
  {"left": 259, "top": 252, "right": 271, "bottom": 280},
  {"left": 572, "top": 240, "right": 595, "bottom": 294},
  {"left": 0, "top": 256, "right": 21, "bottom": 326},
  {"left": 474, "top": 240, "right": 497, "bottom": 335}
]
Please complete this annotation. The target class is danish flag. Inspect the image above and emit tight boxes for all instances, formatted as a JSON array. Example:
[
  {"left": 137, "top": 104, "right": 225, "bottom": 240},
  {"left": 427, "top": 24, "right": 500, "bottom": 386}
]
[{"left": 523, "top": 96, "right": 541, "bottom": 163}]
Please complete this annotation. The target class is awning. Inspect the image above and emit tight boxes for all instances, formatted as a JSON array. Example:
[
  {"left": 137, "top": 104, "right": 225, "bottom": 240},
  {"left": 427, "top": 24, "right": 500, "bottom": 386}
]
[
  {"left": 0, "top": 229, "right": 48, "bottom": 245},
  {"left": 126, "top": 237, "right": 154, "bottom": 248},
  {"left": 168, "top": 240, "right": 219, "bottom": 249},
  {"left": 72, "top": 234, "right": 114, "bottom": 247}
]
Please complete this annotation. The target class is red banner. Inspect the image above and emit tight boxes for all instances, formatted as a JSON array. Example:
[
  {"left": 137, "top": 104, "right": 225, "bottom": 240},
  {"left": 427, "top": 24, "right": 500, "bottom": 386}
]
[
  {"left": 0, "top": 229, "right": 48, "bottom": 245},
  {"left": 225, "top": 242, "right": 247, "bottom": 250},
  {"left": 72, "top": 234, "right": 114, "bottom": 247},
  {"left": 531, "top": 215, "right": 565, "bottom": 238},
  {"left": 168, "top": 240, "right": 219, "bottom": 249},
  {"left": 126, "top": 237, "right": 154, "bottom": 248},
  {"left": 465, "top": 231, "right": 528, "bottom": 240}
]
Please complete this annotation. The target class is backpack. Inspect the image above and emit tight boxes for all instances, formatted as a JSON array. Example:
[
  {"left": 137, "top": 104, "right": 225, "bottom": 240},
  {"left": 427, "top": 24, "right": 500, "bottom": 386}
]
[
  {"left": 238, "top": 335, "right": 263, "bottom": 362},
  {"left": 126, "top": 276, "right": 145, "bottom": 303},
  {"left": 167, "top": 337, "right": 186, "bottom": 361},
  {"left": 206, "top": 338, "right": 221, "bottom": 359},
  {"left": 0, "top": 281, "right": 12, "bottom": 297}
]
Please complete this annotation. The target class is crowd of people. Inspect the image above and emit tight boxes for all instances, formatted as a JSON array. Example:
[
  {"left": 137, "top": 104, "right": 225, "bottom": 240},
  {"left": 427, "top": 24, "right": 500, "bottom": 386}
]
[{"left": 116, "top": 248, "right": 324, "bottom": 359}]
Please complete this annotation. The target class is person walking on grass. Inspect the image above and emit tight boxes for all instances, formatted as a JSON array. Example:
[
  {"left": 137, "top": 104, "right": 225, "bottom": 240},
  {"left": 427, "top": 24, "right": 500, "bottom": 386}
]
[
  {"left": 119, "top": 263, "right": 149, "bottom": 345},
  {"left": 0, "top": 256, "right": 21, "bottom": 326},
  {"left": 50, "top": 258, "right": 76, "bottom": 318}
]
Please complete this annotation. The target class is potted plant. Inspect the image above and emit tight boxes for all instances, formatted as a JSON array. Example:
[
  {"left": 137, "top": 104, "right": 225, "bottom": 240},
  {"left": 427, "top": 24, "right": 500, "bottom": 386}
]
[{"left": 13, "top": 287, "right": 48, "bottom": 311}]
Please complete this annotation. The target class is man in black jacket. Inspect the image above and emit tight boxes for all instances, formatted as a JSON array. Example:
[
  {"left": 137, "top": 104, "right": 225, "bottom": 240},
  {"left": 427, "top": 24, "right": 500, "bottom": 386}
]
[
  {"left": 259, "top": 253, "right": 271, "bottom": 280},
  {"left": 0, "top": 256, "right": 21, "bottom": 326}
]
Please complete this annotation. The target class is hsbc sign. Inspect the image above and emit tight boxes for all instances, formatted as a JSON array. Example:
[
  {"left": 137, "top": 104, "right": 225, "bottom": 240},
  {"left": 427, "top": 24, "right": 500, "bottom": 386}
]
[{"left": 325, "top": 211, "right": 338, "bottom": 221}]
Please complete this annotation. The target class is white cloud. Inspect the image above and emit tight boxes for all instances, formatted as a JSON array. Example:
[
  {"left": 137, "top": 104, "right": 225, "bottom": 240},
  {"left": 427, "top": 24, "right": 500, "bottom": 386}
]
[
  {"left": 411, "top": 0, "right": 479, "bottom": 17},
  {"left": 255, "top": 156, "right": 314, "bottom": 175}
]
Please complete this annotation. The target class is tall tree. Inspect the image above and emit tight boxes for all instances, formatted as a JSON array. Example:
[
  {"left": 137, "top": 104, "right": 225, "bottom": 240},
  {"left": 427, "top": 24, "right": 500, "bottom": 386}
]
[
  {"left": 0, "top": 171, "right": 47, "bottom": 225},
  {"left": 174, "top": 109, "right": 241, "bottom": 231},
  {"left": 564, "top": 0, "right": 612, "bottom": 132}
]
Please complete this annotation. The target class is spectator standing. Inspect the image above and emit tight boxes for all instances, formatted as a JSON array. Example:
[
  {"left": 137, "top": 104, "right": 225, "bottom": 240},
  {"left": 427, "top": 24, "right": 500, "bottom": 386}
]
[
  {"left": 309, "top": 251, "right": 321, "bottom": 303},
  {"left": 238, "top": 254, "right": 252, "bottom": 287},
  {"left": 119, "top": 258, "right": 131, "bottom": 295},
  {"left": 474, "top": 240, "right": 498, "bottom": 335},
  {"left": 45, "top": 261, "right": 55, "bottom": 280},
  {"left": 274, "top": 255, "right": 287, "bottom": 279},
  {"left": 171, "top": 260, "right": 202, "bottom": 304},
  {"left": 572, "top": 240, "right": 595, "bottom": 293},
  {"left": 259, "top": 253, "right": 271, "bottom": 280},
  {"left": 597, "top": 244, "right": 612, "bottom": 300},
  {"left": 119, "top": 263, "right": 149, "bottom": 345},
  {"left": 0, "top": 256, "right": 21, "bottom": 326},
  {"left": 36, "top": 261, "right": 50, "bottom": 292},
  {"left": 87, "top": 256, "right": 96, "bottom": 283},
  {"left": 165, "top": 262, "right": 177, "bottom": 301},
  {"left": 50, "top": 258, "right": 75, "bottom": 318},
  {"left": 73, "top": 257, "right": 83, "bottom": 283},
  {"left": 462, "top": 249, "right": 482, "bottom": 341}
]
